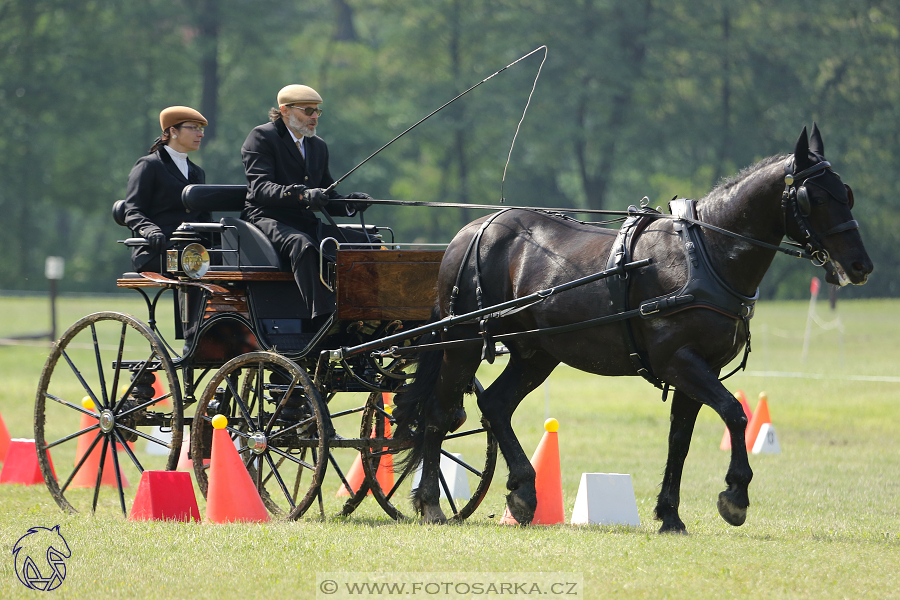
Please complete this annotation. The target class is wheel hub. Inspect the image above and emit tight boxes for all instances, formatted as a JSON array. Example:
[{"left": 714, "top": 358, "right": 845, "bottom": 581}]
[
  {"left": 99, "top": 410, "right": 115, "bottom": 433},
  {"left": 247, "top": 432, "right": 268, "bottom": 455}
]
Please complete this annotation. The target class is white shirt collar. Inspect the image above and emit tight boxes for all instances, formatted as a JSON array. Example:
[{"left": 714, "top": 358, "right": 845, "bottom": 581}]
[{"left": 163, "top": 144, "right": 189, "bottom": 178}]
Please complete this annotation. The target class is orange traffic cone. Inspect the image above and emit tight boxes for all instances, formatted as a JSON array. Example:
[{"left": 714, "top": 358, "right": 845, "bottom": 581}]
[
  {"left": 177, "top": 435, "right": 210, "bottom": 472},
  {"left": 205, "top": 415, "right": 269, "bottom": 523},
  {"left": 500, "top": 418, "right": 564, "bottom": 525},
  {"left": 336, "top": 395, "right": 394, "bottom": 496},
  {"left": 70, "top": 398, "right": 129, "bottom": 488},
  {"left": 745, "top": 392, "right": 772, "bottom": 451},
  {"left": 720, "top": 390, "right": 753, "bottom": 450},
  {"left": 0, "top": 410, "right": 11, "bottom": 462}
]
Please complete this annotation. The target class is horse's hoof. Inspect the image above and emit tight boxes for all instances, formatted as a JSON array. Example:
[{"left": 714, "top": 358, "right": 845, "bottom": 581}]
[
  {"left": 658, "top": 523, "right": 689, "bottom": 535},
  {"left": 421, "top": 504, "right": 448, "bottom": 524},
  {"left": 505, "top": 492, "right": 535, "bottom": 525},
  {"left": 717, "top": 491, "right": 747, "bottom": 526},
  {"left": 450, "top": 406, "right": 467, "bottom": 433}
]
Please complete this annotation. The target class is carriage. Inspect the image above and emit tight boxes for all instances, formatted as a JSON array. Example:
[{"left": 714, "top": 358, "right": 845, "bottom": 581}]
[
  {"left": 32, "top": 183, "right": 502, "bottom": 521},
  {"left": 33, "top": 125, "right": 873, "bottom": 532}
]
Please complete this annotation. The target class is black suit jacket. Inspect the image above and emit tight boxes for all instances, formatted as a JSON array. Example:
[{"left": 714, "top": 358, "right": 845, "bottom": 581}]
[
  {"left": 240, "top": 118, "right": 350, "bottom": 231},
  {"left": 122, "top": 148, "right": 207, "bottom": 271}
]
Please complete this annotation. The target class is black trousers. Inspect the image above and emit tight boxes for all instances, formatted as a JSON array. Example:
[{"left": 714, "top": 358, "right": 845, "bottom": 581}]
[{"left": 250, "top": 216, "right": 371, "bottom": 319}]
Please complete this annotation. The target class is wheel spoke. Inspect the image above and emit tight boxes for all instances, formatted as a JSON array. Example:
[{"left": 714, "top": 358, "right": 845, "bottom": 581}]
[
  {"left": 43, "top": 422, "right": 100, "bottom": 451},
  {"left": 112, "top": 350, "right": 157, "bottom": 412},
  {"left": 264, "top": 452, "right": 296, "bottom": 509},
  {"left": 440, "top": 448, "right": 482, "bottom": 477},
  {"left": 255, "top": 455, "right": 263, "bottom": 492},
  {"left": 45, "top": 392, "right": 98, "bottom": 418},
  {"left": 262, "top": 455, "right": 286, "bottom": 485},
  {"left": 268, "top": 445, "right": 317, "bottom": 471},
  {"left": 265, "top": 375, "right": 300, "bottom": 435},
  {"left": 114, "top": 430, "right": 144, "bottom": 473},
  {"left": 256, "top": 362, "right": 265, "bottom": 431},
  {"left": 92, "top": 436, "right": 110, "bottom": 513},
  {"left": 438, "top": 470, "right": 458, "bottom": 516},
  {"left": 385, "top": 462, "right": 414, "bottom": 502},
  {"left": 444, "top": 427, "right": 487, "bottom": 441},
  {"left": 115, "top": 424, "right": 172, "bottom": 448},
  {"left": 109, "top": 436, "right": 128, "bottom": 516},
  {"left": 328, "top": 451, "right": 354, "bottom": 495},
  {"left": 108, "top": 322, "right": 128, "bottom": 415},
  {"left": 116, "top": 394, "right": 170, "bottom": 419},
  {"left": 292, "top": 448, "right": 307, "bottom": 501},
  {"left": 60, "top": 431, "right": 103, "bottom": 493},
  {"left": 224, "top": 373, "right": 256, "bottom": 427},
  {"left": 61, "top": 350, "right": 102, "bottom": 411},
  {"left": 267, "top": 415, "right": 317, "bottom": 441},
  {"left": 90, "top": 323, "right": 111, "bottom": 410}
]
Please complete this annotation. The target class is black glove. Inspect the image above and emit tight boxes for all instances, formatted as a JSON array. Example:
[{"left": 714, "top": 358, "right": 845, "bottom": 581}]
[
  {"left": 303, "top": 187, "right": 329, "bottom": 211},
  {"left": 142, "top": 226, "right": 167, "bottom": 252},
  {"left": 346, "top": 192, "right": 372, "bottom": 213}
]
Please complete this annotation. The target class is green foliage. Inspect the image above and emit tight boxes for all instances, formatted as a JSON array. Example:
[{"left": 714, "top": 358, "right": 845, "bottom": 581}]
[{"left": 1, "top": 0, "right": 899, "bottom": 297}]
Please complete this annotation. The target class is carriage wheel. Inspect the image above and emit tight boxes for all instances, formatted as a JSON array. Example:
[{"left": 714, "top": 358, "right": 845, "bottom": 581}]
[
  {"left": 192, "top": 352, "right": 329, "bottom": 520},
  {"left": 34, "top": 312, "right": 183, "bottom": 515},
  {"left": 328, "top": 391, "right": 386, "bottom": 518},
  {"left": 360, "top": 379, "right": 497, "bottom": 521}
]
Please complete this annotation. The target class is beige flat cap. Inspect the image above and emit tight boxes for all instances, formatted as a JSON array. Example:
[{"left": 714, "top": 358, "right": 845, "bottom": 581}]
[
  {"left": 277, "top": 84, "right": 323, "bottom": 106},
  {"left": 160, "top": 106, "right": 208, "bottom": 131}
]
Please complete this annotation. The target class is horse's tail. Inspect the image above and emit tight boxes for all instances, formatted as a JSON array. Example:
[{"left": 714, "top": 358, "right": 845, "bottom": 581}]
[{"left": 392, "top": 311, "right": 444, "bottom": 473}]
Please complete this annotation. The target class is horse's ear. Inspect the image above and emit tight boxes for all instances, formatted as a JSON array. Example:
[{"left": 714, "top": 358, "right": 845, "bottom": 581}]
[
  {"left": 794, "top": 126, "right": 811, "bottom": 169},
  {"left": 809, "top": 122, "right": 825, "bottom": 157}
]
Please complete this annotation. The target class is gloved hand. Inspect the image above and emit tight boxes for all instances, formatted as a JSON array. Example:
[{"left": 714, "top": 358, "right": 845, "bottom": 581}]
[
  {"left": 142, "top": 226, "right": 167, "bottom": 252},
  {"left": 303, "top": 187, "right": 329, "bottom": 211},
  {"left": 346, "top": 192, "right": 372, "bottom": 213}
]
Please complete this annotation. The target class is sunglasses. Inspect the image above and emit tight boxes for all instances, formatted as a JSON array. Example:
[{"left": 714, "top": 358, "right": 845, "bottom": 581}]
[{"left": 289, "top": 106, "right": 323, "bottom": 117}]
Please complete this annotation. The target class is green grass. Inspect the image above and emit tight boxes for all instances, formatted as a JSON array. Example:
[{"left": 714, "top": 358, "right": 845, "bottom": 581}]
[{"left": 1, "top": 295, "right": 898, "bottom": 599}]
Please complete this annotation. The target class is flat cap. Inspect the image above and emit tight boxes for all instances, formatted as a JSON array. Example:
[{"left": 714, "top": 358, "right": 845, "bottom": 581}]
[
  {"left": 277, "top": 84, "right": 323, "bottom": 106},
  {"left": 159, "top": 106, "right": 208, "bottom": 131}
]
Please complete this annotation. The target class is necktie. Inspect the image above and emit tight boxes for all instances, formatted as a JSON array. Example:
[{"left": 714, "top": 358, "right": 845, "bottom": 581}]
[{"left": 296, "top": 138, "right": 305, "bottom": 159}]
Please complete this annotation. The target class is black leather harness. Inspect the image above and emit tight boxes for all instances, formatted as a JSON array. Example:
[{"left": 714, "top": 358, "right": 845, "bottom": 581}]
[{"left": 606, "top": 199, "right": 757, "bottom": 393}]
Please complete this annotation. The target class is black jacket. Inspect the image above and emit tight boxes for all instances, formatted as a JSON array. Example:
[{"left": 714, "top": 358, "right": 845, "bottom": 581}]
[
  {"left": 122, "top": 148, "right": 207, "bottom": 271},
  {"left": 240, "top": 118, "right": 350, "bottom": 231}
]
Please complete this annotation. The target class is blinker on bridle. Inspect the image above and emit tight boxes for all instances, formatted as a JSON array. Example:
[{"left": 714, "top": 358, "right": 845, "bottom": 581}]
[{"left": 782, "top": 158, "right": 859, "bottom": 266}]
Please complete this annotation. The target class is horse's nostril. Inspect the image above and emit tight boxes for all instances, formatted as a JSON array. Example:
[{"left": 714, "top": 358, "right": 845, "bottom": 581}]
[{"left": 852, "top": 261, "right": 873, "bottom": 275}]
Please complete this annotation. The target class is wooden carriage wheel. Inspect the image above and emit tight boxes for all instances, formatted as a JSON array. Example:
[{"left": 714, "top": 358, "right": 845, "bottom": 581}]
[
  {"left": 34, "top": 312, "right": 183, "bottom": 515},
  {"left": 360, "top": 378, "right": 498, "bottom": 521},
  {"left": 191, "top": 352, "right": 329, "bottom": 520}
]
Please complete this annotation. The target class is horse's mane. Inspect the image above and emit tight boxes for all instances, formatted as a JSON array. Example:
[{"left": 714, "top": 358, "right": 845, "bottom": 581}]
[{"left": 701, "top": 154, "right": 787, "bottom": 202}]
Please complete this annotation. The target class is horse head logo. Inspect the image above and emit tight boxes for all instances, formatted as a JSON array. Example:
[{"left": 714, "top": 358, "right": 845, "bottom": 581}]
[{"left": 12, "top": 525, "right": 71, "bottom": 591}]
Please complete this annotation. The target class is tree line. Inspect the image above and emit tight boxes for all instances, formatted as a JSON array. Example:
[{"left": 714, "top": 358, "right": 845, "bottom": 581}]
[{"left": 1, "top": 0, "right": 898, "bottom": 298}]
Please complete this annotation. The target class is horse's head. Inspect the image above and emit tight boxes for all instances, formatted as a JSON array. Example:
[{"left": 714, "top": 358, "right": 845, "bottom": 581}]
[{"left": 783, "top": 124, "right": 873, "bottom": 286}]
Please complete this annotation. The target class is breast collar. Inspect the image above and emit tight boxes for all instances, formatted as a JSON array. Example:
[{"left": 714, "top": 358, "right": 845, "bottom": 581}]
[{"left": 605, "top": 199, "right": 757, "bottom": 391}]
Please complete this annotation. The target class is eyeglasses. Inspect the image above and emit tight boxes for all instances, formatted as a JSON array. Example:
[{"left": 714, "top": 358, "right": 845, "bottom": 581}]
[
  {"left": 178, "top": 124, "right": 205, "bottom": 133},
  {"left": 289, "top": 106, "right": 323, "bottom": 117}
]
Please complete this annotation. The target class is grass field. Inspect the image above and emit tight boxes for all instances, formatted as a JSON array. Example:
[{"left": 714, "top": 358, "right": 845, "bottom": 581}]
[{"left": 1, "top": 293, "right": 898, "bottom": 599}]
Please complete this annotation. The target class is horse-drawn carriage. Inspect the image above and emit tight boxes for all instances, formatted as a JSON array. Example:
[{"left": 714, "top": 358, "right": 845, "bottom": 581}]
[
  {"left": 33, "top": 183, "right": 498, "bottom": 521},
  {"left": 33, "top": 125, "right": 873, "bottom": 532}
]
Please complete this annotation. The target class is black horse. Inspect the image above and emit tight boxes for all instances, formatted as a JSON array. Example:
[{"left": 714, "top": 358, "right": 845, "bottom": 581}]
[{"left": 393, "top": 124, "right": 873, "bottom": 533}]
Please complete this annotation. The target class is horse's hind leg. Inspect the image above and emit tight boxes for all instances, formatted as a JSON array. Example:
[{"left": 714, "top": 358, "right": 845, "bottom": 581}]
[
  {"left": 654, "top": 389, "right": 702, "bottom": 534},
  {"left": 658, "top": 349, "right": 753, "bottom": 530},
  {"left": 414, "top": 347, "right": 481, "bottom": 524},
  {"left": 477, "top": 350, "right": 559, "bottom": 525}
]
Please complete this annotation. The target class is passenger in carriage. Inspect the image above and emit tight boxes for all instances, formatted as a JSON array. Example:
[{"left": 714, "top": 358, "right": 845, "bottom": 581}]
[
  {"left": 241, "top": 84, "right": 372, "bottom": 324},
  {"left": 122, "top": 105, "right": 210, "bottom": 272}
]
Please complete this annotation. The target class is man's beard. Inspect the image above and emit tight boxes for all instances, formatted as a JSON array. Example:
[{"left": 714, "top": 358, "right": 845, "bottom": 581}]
[{"left": 287, "top": 113, "right": 315, "bottom": 138}]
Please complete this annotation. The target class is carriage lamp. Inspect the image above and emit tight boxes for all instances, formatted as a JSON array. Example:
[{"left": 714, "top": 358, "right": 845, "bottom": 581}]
[
  {"left": 180, "top": 243, "right": 210, "bottom": 279},
  {"left": 167, "top": 224, "right": 210, "bottom": 279}
]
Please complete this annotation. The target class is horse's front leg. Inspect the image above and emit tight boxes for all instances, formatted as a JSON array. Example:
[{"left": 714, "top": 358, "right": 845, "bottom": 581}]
[
  {"left": 658, "top": 348, "right": 753, "bottom": 529},
  {"left": 654, "top": 389, "right": 702, "bottom": 534}
]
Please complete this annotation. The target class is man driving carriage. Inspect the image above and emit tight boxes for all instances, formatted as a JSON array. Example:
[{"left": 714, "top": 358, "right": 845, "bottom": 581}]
[{"left": 241, "top": 84, "right": 373, "bottom": 325}]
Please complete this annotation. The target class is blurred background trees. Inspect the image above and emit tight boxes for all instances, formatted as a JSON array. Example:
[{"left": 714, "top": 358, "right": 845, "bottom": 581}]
[{"left": 1, "top": 0, "right": 897, "bottom": 297}]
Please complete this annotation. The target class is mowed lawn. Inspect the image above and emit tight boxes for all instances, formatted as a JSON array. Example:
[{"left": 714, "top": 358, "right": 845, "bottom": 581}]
[{"left": 0, "top": 294, "right": 898, "bottom": 599}]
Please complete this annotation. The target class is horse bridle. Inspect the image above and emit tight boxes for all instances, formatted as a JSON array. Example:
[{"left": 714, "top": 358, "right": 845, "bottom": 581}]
[{"left": 782, "top": 158, "right": 859, "bottom": 267}]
